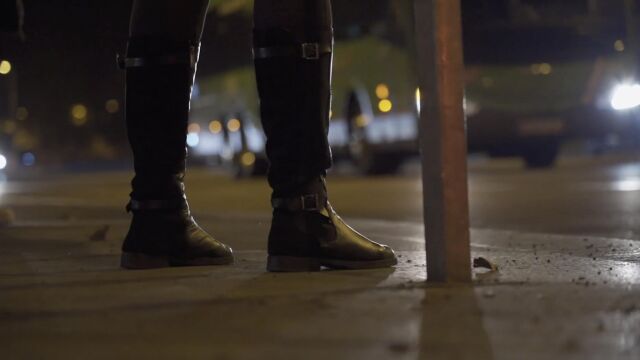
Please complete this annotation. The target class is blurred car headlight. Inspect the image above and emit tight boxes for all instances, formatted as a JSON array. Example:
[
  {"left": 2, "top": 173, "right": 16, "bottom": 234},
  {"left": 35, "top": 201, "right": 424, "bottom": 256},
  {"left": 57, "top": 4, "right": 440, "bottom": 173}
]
[
  {"left": 465, "top": 99, "right": 480, "bottom": 117},
  {"left": 186, "top": 133, "right": 200, "bottom": 147},
  {"left": 610, "top": 83, "right": 640, "bottom": 111},
  {"left": 0, "top": 154, "right": 6, "bottom": 170}
]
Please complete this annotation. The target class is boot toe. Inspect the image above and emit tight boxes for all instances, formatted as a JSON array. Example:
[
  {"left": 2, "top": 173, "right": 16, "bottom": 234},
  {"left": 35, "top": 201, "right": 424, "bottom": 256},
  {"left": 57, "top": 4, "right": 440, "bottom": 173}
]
[
  {"left": 379, "top": 245, "right": 398, "bottom": 265},
  {"left": 174, "top": 230, "right": 235, "bottom": 266},
  {"left": 122, "top": 212, "right": 234, "bottom": 268},
  {"left": 210, "top": 242, "right": 234, "bottom": 262}
]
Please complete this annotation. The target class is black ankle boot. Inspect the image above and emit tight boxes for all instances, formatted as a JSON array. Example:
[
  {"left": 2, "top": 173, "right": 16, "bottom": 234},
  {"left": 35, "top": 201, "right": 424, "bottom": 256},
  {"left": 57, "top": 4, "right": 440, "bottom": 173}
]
[
  {"left": 266, "top": 177, "right": 397, "bottom": 272},
  {"left": 122, "top": 197, "right": 234, "bottom": 268},
  {"left": 119, "top": 38, "right": 233, "bottom": 269},
  {"left": 253, "top": 3, "right": 396, "bottom": 272}
]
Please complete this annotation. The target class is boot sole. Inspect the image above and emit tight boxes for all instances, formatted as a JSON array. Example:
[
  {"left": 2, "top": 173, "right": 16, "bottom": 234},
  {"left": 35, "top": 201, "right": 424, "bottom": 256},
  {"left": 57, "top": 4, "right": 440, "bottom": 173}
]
[
  {"left": 121, "top": 252, "right": 234, "bottom": 270},
  {"left": 267, "top": 255, "right": 397, "bottom": 272}
]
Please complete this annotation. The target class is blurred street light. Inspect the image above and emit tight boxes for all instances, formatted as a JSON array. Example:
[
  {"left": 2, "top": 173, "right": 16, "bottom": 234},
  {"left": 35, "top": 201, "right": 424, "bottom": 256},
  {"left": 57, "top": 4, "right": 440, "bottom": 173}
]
[
  {"left": 22, "top": 152, "right": 36, "bottom": 167},
  {"left": 539, "top": 63, "right": 552, "bottom": 75},
  {"left": 188, "top": 123, "right": 201, "bottom": 133},
  {"left": 187, "top": 123, "right": 201, "bottom": 147},
  {"left": 611, "top": 83, "right": 640, "bottom": 110},
  {"left": 105, "top": 99, "right": 120, "bottom": 114},
  {"left": 227, "top": 118, "right": 241, "bottom": 132},
  {"left": 240, "top": 151, "right": 256, "bottom": 166},
  {"left": 186, "top": 133, "right": 200, "bottom": 147},
  {"left": 209, "top": 120, "right": 222, "bottom": 133},
  {"left": 355, "top": 114, "right": 370, "bottom": 128},
  {"left": 378, "top": 99, "right": 392, "bottom": 113},
  {"left": 375, "top": 83, "right": 390, "bottom": 99},
  {"left": 0, "top": 60, "right": 11, "bottom": 75},
  {"left": 531, "top": 63, "right": 552, "bottom": 76},
  {"left": 70, "top": 104, "right": 88, "bottom": 126}
]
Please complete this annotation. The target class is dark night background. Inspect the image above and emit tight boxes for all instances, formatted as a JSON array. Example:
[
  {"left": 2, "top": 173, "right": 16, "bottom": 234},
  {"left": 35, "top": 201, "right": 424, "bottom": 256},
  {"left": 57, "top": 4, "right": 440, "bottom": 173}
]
[
  {"left": 0, "top": 0, "right": 395, "bottom": 165},
  {"left": 1, "top": 0, "right": 132, "bottom": 163},
  {"left": 1, "top": 0, "right": 261, "bottom": 164},
  {"left": 1, "top": 0, "right": 636, "bottom": 166}
]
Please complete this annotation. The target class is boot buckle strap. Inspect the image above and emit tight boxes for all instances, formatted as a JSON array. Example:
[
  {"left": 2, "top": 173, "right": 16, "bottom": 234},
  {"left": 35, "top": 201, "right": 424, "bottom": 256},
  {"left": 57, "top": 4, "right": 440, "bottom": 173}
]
[
  {"left": 271, "top": 194, "right": 326, "bottom": 211},
  {"left": 253, "top": 42, "right": 331, "bottom": 60},
  {"left": 117, "top": 45, "right": 200, "bottom": 70},
  {"left": 301, "top": 43, "right": 320, "bottom": 60},
  {"left": 126, "top": 198, "right": 186, "bottom": 212}
]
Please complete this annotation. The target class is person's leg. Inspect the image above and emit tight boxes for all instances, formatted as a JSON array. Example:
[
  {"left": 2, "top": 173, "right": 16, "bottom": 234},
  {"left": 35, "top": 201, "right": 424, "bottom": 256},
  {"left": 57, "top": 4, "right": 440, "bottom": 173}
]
[
  {"left": 120, "top": 0, "right": 233, "bottom": 269},
  {"left": 253, "top": 0, "right": 397, "bottom": 272},
  {"left": 253, "top": 0, "right": 333, "bottom": 195}
]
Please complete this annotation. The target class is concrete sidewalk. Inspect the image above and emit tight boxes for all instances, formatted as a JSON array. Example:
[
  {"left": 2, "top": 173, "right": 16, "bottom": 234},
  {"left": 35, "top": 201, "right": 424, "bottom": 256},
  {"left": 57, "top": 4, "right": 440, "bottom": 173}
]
[{"left": 1, "top": 202, "right": 639, "bottom": 359}]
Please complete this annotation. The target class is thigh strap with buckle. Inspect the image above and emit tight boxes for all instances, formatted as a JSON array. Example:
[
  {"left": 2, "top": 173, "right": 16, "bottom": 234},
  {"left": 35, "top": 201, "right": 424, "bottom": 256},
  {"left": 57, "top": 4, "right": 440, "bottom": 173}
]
[
  {"left": 117, "top": 43, "right": 200, "bottom": 70},
  {"left": 271, "top": 193, "right": 328, "bottom": 211},
  {"left": 253, "top": 41, "right": 332, "bottom": 60},
  {"left": 126, "top": 196, "right": 187, "bottom": 212}
]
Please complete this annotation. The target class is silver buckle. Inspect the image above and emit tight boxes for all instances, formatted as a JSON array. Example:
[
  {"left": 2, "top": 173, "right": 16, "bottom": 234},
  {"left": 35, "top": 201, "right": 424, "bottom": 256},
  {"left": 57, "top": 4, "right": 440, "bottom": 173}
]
[
  {"left": 300, "top": 194, "right": 321, "bottom": 211},
  {"left": 301, "top": 43, "right": 320, "bottom": 60}
]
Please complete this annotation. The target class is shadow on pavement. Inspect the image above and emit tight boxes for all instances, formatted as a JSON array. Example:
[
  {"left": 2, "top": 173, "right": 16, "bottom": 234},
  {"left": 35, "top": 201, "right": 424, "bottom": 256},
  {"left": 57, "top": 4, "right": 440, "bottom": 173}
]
[{"left": 419, "top": 284, "right": 494, "bottom": 360}]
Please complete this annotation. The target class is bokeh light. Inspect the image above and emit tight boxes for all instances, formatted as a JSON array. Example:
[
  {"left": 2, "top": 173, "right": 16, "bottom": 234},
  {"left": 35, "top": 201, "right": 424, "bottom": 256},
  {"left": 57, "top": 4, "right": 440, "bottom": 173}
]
[
  {"left": 209, "top": 120, "right": 222, "bottom": 133},
  {"left": 375, "top": 83, "right": 390, "bottom": 99},
  {"left": 241, "top": 152, "right": 256, "bottom": 167},
  {"left": 70, "top": 104, "right": 88, "bottom": 126},
  {"left": 186, "top": 133, "right": 200, "bottom": 147},
  {"left": 378, "top": 99, "right": 392, "bottom": 113},
  {"left": 105, "top": 99, "right": 120, "bottom": 114},
  {"left": 22, "top": 152, "right": 36, "bottom": 167},
  {"left": 188, "top": 123, "right": 201, "bottom": 133},
  {"left": 227, "top": 118, "right": 241, "bottom": 132},
  {"left": 0, "top": 60, "right": 11, "bottom": 75}
]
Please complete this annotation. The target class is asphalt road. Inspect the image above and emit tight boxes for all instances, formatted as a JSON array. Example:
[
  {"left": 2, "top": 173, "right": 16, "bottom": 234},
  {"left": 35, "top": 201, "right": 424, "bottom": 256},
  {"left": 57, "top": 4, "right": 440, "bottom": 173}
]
[{"left": 2, "top": 153, "right": 640, "bottom": 242}]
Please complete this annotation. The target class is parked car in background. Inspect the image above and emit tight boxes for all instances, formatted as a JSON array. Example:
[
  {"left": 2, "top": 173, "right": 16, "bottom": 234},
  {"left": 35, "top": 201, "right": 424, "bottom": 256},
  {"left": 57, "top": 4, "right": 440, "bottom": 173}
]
[
  {"left": 464, "top": 0, "right": 640, "bottom": 167},
  {"left": 188, "top": 0, "right": 640, "bottom": 176},
  {"left": 0, "top": 147, "right": 7, "bottom": 173}
]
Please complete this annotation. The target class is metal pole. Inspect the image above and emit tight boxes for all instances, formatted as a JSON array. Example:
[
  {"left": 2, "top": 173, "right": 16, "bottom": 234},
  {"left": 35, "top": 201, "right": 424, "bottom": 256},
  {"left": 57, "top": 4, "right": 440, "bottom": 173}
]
[{"left": 414, "top": 0, "right": 471, "bottom": 282}]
